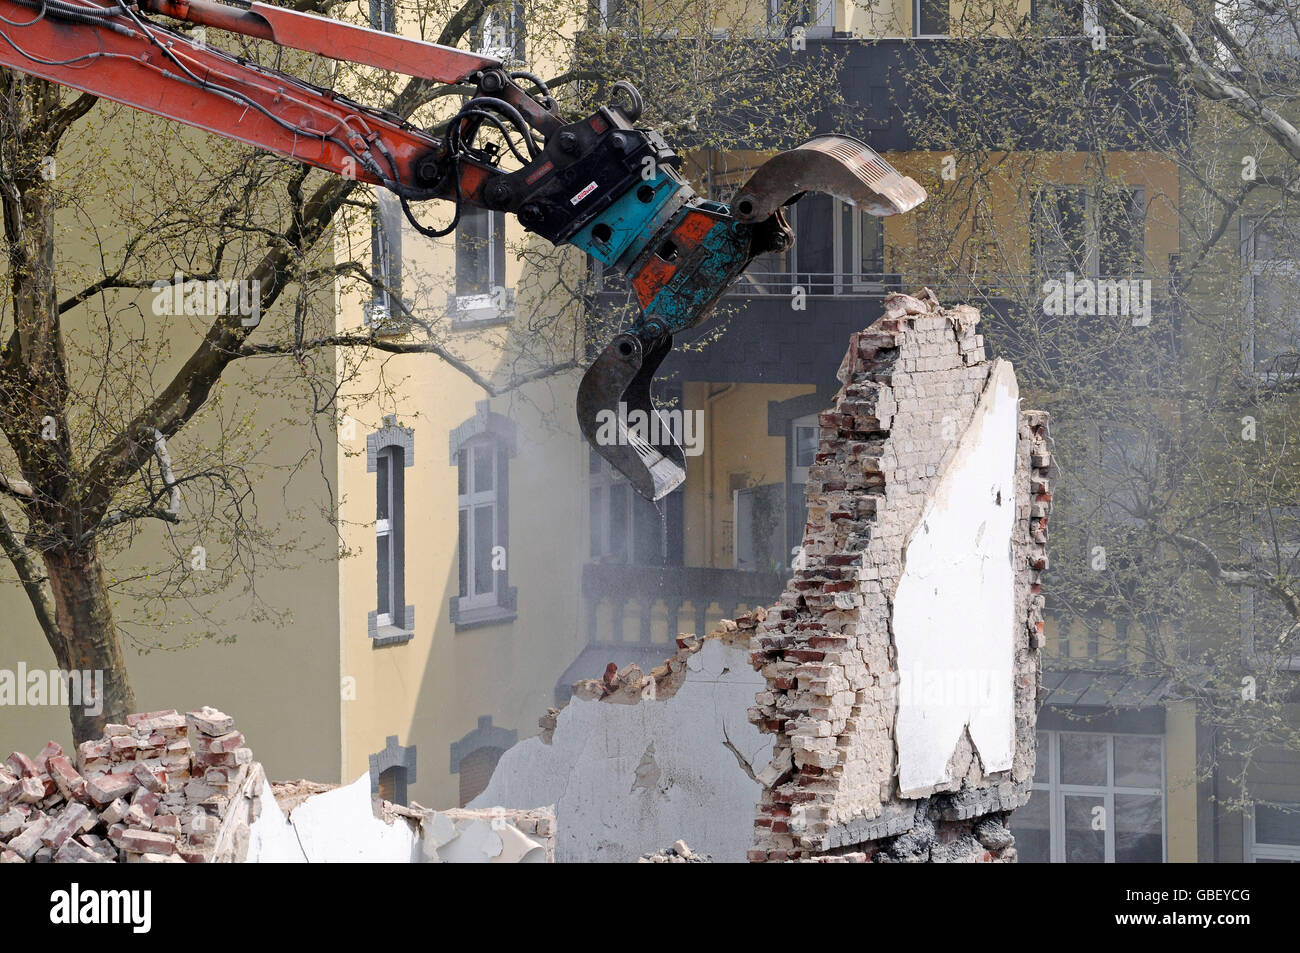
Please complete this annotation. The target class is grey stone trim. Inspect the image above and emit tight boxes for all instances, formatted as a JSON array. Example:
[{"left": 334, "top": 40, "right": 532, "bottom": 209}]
[
  {"left": 369, "top": 734, "right": 417, "bottom": 801},
  {"left": 368, "top": 607, "right": 416, "bottom": 647},
  {"left": 449, "top": 715, "right": 518, "bottom": 774},
  {"left": 448, "top": 400, "right": 516, "bottom": 462},
  {"left": 367, "top": 419, "right": 415, "bottom": 472},
  {"left": 449, "top": 591, "right": 517, "bottom": 631}
]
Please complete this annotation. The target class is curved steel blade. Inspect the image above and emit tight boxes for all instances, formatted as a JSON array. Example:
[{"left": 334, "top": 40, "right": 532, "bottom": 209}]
[
  {"left": 577, "top": 333, "right": 686, "bottom": 501},
  {"left": 730, "top": 134, "right": 927, "bottom": 224}
]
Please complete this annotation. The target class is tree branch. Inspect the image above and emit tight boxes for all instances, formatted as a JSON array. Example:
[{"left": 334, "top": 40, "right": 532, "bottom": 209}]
[{"left": 0, "top": 506, "right": 61, "bottom": 658}]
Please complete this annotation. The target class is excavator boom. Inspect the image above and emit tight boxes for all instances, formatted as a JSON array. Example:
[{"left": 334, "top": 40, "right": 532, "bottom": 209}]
[{"left": 0, "top": 0, "right": 925, "bottom": 499}]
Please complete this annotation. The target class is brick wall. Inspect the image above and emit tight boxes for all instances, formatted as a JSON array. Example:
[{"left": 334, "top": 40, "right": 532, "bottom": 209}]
[{"left": 748, "top": 291, "right": 1053, "bottom": 862}]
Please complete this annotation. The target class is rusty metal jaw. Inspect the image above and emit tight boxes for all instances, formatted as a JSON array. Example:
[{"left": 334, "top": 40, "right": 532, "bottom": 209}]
[
  {"left": 731, "top": 134, "right": 927, "bottom": 224},
  {"left": 577, "top": 332, "right": 686, "bottom": 502}
]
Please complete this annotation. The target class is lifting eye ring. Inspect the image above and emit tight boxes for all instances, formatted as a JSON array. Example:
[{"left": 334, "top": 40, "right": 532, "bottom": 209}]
[{"left": 611, "top": 81, "right": 644, "bottom": 122}]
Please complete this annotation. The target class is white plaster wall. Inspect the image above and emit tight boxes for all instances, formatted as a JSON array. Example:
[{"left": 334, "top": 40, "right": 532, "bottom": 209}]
[
  {"left": 892, "top": 360, "right": 1020, "bottom": 795},
  {"left": 469, "top": 638, "right": 770, "bottom": 862},
  {"left": 247, "top": 774, "right": 419, "bottom": 862},
  {"left": 245, "top": 774, "right": 550, "bottom": 862}
]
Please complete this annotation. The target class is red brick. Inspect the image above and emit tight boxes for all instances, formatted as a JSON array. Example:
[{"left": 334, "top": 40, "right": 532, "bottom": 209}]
[
  {"left": 85, "top": 772, "right": 136, "bottom": 806},
  {"left": 132, "top": 762, "right": 165, "bottom": 793},
  {"left": 34, "top": 742, "right": 62, "bottom": 773},
  {"left": 125, "top": 709, "right": 178, "bottom": 727},
  {"left": 6, "top": 752, "right": 37, "bottom": 779},
  {"left": 118, "top": 829, "right": 175, "bottom": 855},
  {"left": 47, "top": 756, "right": 85, "bottom": 802},
  {"left": 16, "top": 777, "right": 44, "bottom": 804},
  {"left": 39, "top": 802, "right": 92, "bottom": 849},
  {"left": 130, "top": 787, "right": 160, "bottom": 818}
]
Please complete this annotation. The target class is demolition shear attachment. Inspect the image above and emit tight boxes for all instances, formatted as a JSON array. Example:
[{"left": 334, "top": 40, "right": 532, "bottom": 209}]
[{"left": 573, "top": 131, "right": 926, "bottom": 500}]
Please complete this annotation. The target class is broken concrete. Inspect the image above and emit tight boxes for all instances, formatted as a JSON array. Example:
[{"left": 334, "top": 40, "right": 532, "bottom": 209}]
[
  {"left": 748, "top": 291, "right": 1052, "bottom": 861},
  {"left": 245, "top": 773, "right": 554, "bottom": 863},
  {"left": 471, "top": 617, "right": 771, "bottom": 862}
]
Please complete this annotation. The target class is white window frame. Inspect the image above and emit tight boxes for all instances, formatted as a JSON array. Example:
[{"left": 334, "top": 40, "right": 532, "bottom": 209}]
[
  {"left": 458, "top": 437, "right": 499, "bottom": 612},
  {"left": 596, "top": 0, "right": 638, "bottom": 32},
  {"left": 791, "top": 413, "right": 819, "bottom": 486},
  {"left": 1026, "top": 729, "right": 1167, "bottom": 863},
  {"left": 768, "top": 0, "right": 834, "bottom": 36},
  {"left": 477, "top": 3, "right": 524, "bottom": 61},
  {"left": 833, "top": 199, "right": 887, "bottom": 292},
  {"left": 1242, "top": 216, "right": 1300, "bottom": 380},
  {"left": 1033, "top": 185, "right": 1145, "bottom": 282},
  {"left": 453, "top": 208, "right": 514, "bottom": 325},
  {"left": 375, "top": 446, "right": 399, "bottom": 627},
  {"left": 1246, "top": 802, "right": 1300, "bottom": 862}
]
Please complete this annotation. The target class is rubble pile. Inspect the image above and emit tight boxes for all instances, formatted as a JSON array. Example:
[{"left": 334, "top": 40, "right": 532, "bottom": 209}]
[
  {"left": 638, "top": 839, "right": 712, "bottom": 863},
  {"left": 0, "top": 706, "right": 261, "bottom": 863}
]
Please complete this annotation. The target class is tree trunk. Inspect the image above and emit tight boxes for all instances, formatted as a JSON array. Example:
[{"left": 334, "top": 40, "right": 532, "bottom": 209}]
[{"left": 43, "top": 546, "right": 135, "bottom": 743}]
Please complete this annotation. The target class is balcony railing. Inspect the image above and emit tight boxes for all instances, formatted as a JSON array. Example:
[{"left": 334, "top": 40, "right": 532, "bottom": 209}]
[{"left": 581, "top": 562, "right": 786, "bottom": 641}]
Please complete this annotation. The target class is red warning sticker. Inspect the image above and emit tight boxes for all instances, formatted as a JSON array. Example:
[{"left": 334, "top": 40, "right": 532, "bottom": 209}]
[{"left": 570, "top": 181, "right": 598, "bottom": 205}]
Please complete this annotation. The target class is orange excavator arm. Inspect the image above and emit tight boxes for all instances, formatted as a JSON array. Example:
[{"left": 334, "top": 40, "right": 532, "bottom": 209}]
[{"left": 0, "top": 0, "right": 925, "bottom": 499}]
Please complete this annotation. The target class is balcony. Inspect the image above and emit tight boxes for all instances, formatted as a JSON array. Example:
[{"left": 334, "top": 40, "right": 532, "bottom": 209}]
[
  {"left": 581, "top": 561, "right": 785, "bottom": 639},
  {"left": 555, "top": 562, "right": 786, "bottom": 703}
]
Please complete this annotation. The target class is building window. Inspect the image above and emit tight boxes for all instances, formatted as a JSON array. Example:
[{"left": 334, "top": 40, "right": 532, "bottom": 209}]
[
  {"left": 768, "top": 0, "right": 833, "bottom": 36},
  {"left": 377, "top": 766, "right": 407, "bottom": 805},
  {"left": 1239, "top": 507, "right": 1300, "bottom": 670},
  {"left": 452, "top": 207, "right": 513, "bottom": 325},
  {"left": 367, "top": 422, "right": 415, "bottom": 645},
  {"left": 588, "top": 450, "right": 667, "bottom": 565},
  {"left": 376, "top": 446, "right": 400, "bottom": 624},
  {"left": 458, "top": 436, "right": 502, "bottom": 611},
  {"left": 450, "top": 716, "right": 517, "bottom": 806},
  {"left": 914, "top": 0, "right": 948, "bottom": 36},
  {"left": 365, "top": 194, "right": 404, "bottom": 332},
  {"left": 458, "top": 747, "right": 506, "bottom": 807},
  {"left": 476, "top": 1, "right": 525, "bottom": 61},
  {"left": 791, "top": 415, "right": 818, "bottom": 484},
  {"left": 595, "top": 0, "right": 639, "bottom": 31},
  {"left": 1032, "top": 186, "right": 1145, "bottom": 281},
  {"left": 1243, "top": 217, "right": 1300, "bottom": 376},
  {"left": 1033, "top": 0, "right": 1099, "bottom": 36},
  {"left": 368, "top": 0, "right": 394, "bottom": 31},
  {"left": 1013, "top": 729, "right": 1165, "bottom": 862},
  {"left": 780, "top": 196, "right": 891, "bottom": 296},
  {"left": 1247, "top": 802, "right": 1300, "bottom": 862},
  {"left": 369, "top": 735, "right": 416, "bottom": 806},
  {"left": 734, "top": 483, "right": 786, "bottom": 572},
  {"left": 449, "top": 403, "right": 517, "bottom": 629}
]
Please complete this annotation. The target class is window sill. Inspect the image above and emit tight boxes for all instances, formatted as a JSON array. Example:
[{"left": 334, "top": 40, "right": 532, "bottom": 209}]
[
  {"left": 448, "top": 290, "right": 515, "bottom": 330},
  {"left": 450, "top": 589, "right": 517, "bottom": 631},
  {"left": 452, "top": 605, "right": 517, "bottom": 631},
  {"left": 368, "top": 607, "right": 415, "bottom": 647},
  {"left": 451, "top": 310, "right": 514, "bottom": 331}
]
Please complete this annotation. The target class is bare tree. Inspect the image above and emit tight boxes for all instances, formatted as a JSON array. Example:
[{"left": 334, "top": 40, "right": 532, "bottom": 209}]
[{"left": 0, "top": 0, "right": 837, "bottom": 742}]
